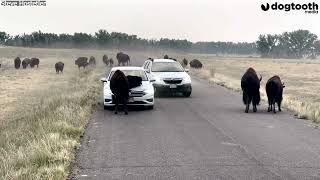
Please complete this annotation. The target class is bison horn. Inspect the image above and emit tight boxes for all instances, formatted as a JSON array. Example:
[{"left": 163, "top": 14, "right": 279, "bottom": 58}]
[{"left": 259, "top": 75, "right": 262, "bottom": 82}]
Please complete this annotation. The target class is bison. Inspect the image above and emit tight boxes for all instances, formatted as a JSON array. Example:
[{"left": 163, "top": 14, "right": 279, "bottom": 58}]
[
  {"left": 55, "top": 62, "right": 64, "bottom": 74},
  {"left": 189, "top": 59, "right": 203, "bottom": 69},
  {"left": 266, "top": 75, "right": 285, "bottom": 113},
  {"left": 14, "top": 57, "right": 21, "bottom": 69},
  {"left": 30, "top": 58, "right": 40, "bottom": 68},
  {"left": 164, "top": 55, "right": 169, "bottom": 59},
  {"left": 116, "top": 52, "right": 130, "bottom": 66},
  {"left": 102, "top": 55, "right": 109, "bottom": 66},
  {"left": 89, "top": 56, "right": 96, "bottom": 67},
  {"left": 22, "top": 58, "right": 31, "bottom": 69},
  {"left": 241, "top": 68, "right": 262, "bottom": 113},
  {"left": 75, "top": 57, "right": 88, "bottom": 69},
  {"left": 182, "top": 58, "right": 188, "bottom": 67},
  {"left": 109, "top": 58, "right": 114, "bottom": 67},
  {"left": 110, "top": 70, "right": 130, "bottom": 115}
]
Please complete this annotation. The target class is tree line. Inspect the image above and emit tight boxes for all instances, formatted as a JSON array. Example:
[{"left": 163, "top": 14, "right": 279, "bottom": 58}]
[
  {"left": 0, "top": 29, "right": 319, "bottom": 59},
  {"left": 0, "top": 29, "right": 256, "bottom": 55},
  {"left": 257, "top": 30, "right": 320, "bottom": 59}
]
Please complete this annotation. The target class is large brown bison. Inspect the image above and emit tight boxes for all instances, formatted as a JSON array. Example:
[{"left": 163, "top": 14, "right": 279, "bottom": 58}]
[
  {"left": 241, "top": 68, "right": 262, "bottom": 113},
  {"left": 55, "top": 62, "right": 64, "bottom": 74},
  {"left": 182, "top": 58, "right": 188, "bottom": 67},
  {"left": 30, "top": 58, "right": 40, "bottom": 68},
  {"left": 14, "top": 57, "right": 21, "bottom": 69},
  {"left": 116, "top": 52, "right": 130, "bottom": 66},
  {"left": 110, "top": 70, "right": 130, "bottom": 115},
  {"left": 102, "top": 55, "right": 109, "bottom": 66},
  {"left": 89, "top": 56, "right": 96, "bottom": 67},
  {"left": 266, "top": 75, "right": 285, "bottom": 113},
  {"left": 75, "top": 57, "right": 88, "bottom": 69},
  {"left": 189, "top": 59, "right": 203, "bottom": 69},
  {"left": 22, "top": 58, "right": 31, "bottom": 69}
]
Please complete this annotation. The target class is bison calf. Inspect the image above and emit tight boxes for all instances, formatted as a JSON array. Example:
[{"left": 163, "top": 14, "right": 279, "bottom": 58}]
[
  {"left": 266, "top": 75, "right": 285, "bottom": 113},
  {"left": 55, "top": 62, "right": 64, "bottom": 74},
  {"left": 241, "top": 67, "right": 262, "bottom": 113}
]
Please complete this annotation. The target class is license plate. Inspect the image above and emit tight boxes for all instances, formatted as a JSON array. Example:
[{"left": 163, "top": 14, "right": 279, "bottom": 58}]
[
  {"left": 128, "top": 97, "right": 134, "bottom": 102},
  {"left": 170, "top": 84, "right": 177, "bottom": 88}
]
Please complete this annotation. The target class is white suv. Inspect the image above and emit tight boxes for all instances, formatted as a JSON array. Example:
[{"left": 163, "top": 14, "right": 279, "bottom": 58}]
[
  {"left": 101, "top": 67, "right": 155, "bottom": 109},
  {"left": 143, "top": 59, "right": 192, "bottom": 97}
]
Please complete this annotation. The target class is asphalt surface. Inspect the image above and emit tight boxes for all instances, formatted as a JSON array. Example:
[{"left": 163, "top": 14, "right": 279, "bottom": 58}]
[{"left": 70, "top": 76, "right": 320, "bottom": 180}]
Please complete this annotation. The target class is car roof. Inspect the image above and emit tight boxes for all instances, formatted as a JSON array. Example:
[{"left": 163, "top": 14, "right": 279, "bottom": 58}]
[
  {"left": 110, "top": 66, "right": 144, "bottom": 71},
  {"left": 152, "top": 59, "right": 177, "bottom": 63}
]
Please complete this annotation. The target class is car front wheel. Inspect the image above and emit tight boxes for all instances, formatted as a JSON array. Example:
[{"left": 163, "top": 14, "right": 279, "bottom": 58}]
[{"left": 183, "top": 91, "right": 191, "bottom": 97}]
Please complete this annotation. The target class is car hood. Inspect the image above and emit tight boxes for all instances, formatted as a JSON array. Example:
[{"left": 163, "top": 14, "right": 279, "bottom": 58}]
[{"left": 151, "top": 72, "right": 188, "bottom": 79}]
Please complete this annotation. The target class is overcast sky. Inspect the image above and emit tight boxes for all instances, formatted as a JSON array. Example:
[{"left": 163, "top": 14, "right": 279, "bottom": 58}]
[{"left": 0, "top": 0, "right": 319, "bottom": 42}]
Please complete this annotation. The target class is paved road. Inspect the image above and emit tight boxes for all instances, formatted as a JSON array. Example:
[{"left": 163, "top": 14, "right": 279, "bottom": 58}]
[{"left": 70, "top": 77, "right": 320, "bottom": 180}]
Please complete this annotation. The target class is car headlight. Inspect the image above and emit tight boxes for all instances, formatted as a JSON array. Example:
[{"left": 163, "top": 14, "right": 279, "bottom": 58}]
[
  {"left": 183, "top": 76, "right": 192, "bottom": 83},
  {"left": 104, "top": 88, "right": 112, "bottom": 95}
]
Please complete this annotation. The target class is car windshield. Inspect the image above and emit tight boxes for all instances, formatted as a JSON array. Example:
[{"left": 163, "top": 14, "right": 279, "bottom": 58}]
[
  {"left": 108, "top": 70, "right": 148, "bottom": 81},
  {"left": 151, "top": 62, "right": 184, "bottom": 72}
]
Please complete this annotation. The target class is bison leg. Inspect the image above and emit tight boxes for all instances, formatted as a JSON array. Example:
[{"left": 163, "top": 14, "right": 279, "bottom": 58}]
[
  {"left": 114, "top": 96, "right": 119, "bottom": 114},
  {"left": 253, "top": 104, "right": 257, "bottom": 112},
  {"left": 123, "top": 97, "right": 128, "bottom": 115},
  {"left": 277, "top": 100, "right": 282, "bottom": 112},
  {"left": 268, "top": 99, "right": 272, "bottom": 112},
  {"left": 245, "top": 95, "right": 251, "bottom": 113},
  {"left": 272, "top": 99, "right": 276, "bottom": 113}
]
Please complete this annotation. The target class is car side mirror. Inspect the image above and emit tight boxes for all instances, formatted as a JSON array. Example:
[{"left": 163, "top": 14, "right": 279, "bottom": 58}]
[
  {"left": 100, "top": 78, "right": 107, "bottom": 83},
  {"left": 185, "top": 69, "right": 189, "bottom": 72}
]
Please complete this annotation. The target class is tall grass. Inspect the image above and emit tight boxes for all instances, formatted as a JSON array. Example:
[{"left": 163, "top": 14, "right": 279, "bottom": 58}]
[{"left": 0, "top": 68, "right": 104, "bottom": 179}]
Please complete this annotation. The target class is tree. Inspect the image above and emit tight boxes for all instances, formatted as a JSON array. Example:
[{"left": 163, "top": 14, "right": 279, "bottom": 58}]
[{"left": 0, "top": 31, "right": 9, "bottom": 45}]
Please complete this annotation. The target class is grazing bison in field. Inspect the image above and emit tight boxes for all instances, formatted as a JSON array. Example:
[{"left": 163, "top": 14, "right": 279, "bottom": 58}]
[
  {"left": 189, "top": 59, "right": 203, "bottom": 69},
  {"left": 22, "top": 58, "right": 31, "bottom": 69},
  {"left": 110, "top": 70, "right": 130, "bottom": 115},
  {"left": 164, "top": 55, "right": 169, "bottom": 59},
  {"left": 55, "top": 62, "right": 64, "bottom": 74},
  {"left": 182, "top": 58, "right": 188, "bottom": 67},
  {"left": 14, "top": 57, "right": 21, "bottom": 69},
  {"left": 241, "top": 68, "right": 262, "bottom": 113},
  {"left": 266, "top": 75, "right": 285, "bottom": 113},
  {"left": 89, "top": 56, "right": 96, "bottom": 67},
  {"left": 116, "top": 52, "right": 130, "bottom": 66},
  {"left": 75, "top": 57, "right": 88, "bottom": 69},
  {"left": 102, "top": 55, "right": 109, "bottom": 66},
  {"left": 30, "top": 58, "right": 40, "bottom": 68}
]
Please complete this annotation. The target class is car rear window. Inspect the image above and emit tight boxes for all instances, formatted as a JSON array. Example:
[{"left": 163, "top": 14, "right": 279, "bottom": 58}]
[{"left": 151, "top": 62, "right": 184, "bottom": 72}]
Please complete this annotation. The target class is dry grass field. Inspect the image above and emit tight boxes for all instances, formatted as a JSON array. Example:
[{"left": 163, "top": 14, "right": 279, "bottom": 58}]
[
  {"left": 184, "top": 55, "right": 320, "bottom": 123},
  {"left": 0, "top": 47, "right": 170, "bottom": 179},
  {"left": 0, "top": 47, "right": 114, "bottom": 179}
]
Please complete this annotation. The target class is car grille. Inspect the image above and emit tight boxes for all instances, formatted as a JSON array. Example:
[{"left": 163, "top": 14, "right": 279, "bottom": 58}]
[
  {"left": 163, "top": 78, "right": 182, "bottom": 84},
  {"left": 130, "top": 91, "right": 146, "bottom": 97}
]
